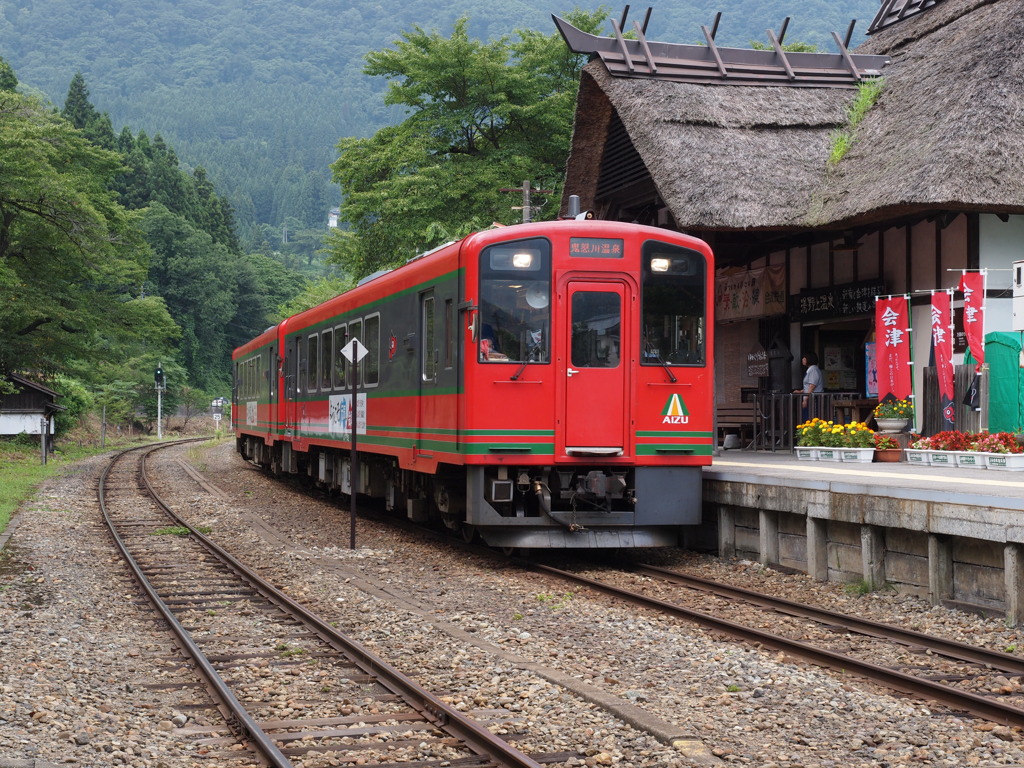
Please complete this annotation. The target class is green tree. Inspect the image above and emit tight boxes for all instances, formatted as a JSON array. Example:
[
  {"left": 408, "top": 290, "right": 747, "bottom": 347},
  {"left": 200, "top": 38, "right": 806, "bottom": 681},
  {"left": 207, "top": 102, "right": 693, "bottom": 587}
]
[
  {"left": 140, "top": 203, "right": 238, "bottom": 390},
  {"left": 0, "top": 90, "right": 172, "bottom": 379},
  {"left": 61, "top": 72, "right": 116, "bottom": 149},
  {"left": 328, "top": 9, "right": 607, "bottom": 279},
  {"left": 0, "top": 57, "right": 17, "bottom": 92}
]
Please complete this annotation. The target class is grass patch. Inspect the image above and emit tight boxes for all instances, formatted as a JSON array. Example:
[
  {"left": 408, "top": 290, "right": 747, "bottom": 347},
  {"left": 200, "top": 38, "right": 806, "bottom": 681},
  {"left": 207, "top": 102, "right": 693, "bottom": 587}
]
[
  {"left": 828, "top": 78, "right": 885, "bottom": 166},
  {"left": 0, "top": 437, "right": 153, "bottom": 536}
]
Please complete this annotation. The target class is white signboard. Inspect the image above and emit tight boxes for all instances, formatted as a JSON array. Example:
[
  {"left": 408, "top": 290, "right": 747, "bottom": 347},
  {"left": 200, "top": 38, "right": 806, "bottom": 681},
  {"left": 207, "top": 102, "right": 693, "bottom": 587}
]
[
  {"left": 329, "top": 393, "right": 366, "bottom": 435},
  {"left": 246, "top": 401, "right": 258, "bottom": 426},
  {"left": 340, "top": 338, "right": 369, "bottom": 363}
]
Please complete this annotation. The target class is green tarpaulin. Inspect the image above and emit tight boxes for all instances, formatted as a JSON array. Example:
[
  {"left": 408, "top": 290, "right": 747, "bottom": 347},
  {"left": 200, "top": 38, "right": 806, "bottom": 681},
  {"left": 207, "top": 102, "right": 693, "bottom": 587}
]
[{"left": 968, "top": 332, "right": 1024, "bottom": 432}]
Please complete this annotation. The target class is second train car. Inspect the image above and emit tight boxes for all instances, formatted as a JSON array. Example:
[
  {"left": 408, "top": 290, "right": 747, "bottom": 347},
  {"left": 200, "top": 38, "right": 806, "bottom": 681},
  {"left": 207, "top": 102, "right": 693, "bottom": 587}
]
[{"left": 233, "top": 218, "right": 714, "bottom": 549}]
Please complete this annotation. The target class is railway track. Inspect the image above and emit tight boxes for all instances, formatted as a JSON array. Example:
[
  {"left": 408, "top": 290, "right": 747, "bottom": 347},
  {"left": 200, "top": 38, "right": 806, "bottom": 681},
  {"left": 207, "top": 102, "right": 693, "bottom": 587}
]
[
  {"left": 520, "top": 556, "right": 1024, "bottom": 728},
  {"left": 98, "top": 441, "right": 555, "bottom": 768}
]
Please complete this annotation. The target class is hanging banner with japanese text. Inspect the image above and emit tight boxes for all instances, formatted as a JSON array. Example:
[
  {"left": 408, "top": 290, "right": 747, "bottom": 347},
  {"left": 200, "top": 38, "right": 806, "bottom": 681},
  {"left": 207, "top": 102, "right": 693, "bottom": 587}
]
[
  {"left": 931, "top": 290, "right": 955, "bottom": 429},
  {"left": 958, "top": 270, "right": 986, "bottom": 370},
  {"left": 875, "top": 295, "right": 913, "bottom": 402}
]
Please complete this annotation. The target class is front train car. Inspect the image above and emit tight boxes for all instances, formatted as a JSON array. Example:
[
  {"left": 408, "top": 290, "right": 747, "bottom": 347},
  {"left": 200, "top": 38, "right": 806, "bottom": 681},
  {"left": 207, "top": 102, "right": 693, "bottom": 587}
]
[
  {"left": 459, "top": 220, "right": 713, "bottom": 548},
  {"left": 233, "top": 219, "right": 713, "bottom": 549}
]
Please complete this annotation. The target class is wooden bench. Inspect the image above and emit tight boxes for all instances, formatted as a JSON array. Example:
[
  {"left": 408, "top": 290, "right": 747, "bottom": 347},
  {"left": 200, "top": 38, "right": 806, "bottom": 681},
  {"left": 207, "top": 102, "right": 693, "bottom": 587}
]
[{"left": 716, "top": 402, "right": 756, "bottom": 448}]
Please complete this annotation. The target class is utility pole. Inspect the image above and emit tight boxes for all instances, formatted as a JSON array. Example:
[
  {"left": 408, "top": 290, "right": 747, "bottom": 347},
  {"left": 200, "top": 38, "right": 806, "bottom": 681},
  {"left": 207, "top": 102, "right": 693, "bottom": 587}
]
[{"left": 500, "top": 180, "right": 553, "bottom": 223}]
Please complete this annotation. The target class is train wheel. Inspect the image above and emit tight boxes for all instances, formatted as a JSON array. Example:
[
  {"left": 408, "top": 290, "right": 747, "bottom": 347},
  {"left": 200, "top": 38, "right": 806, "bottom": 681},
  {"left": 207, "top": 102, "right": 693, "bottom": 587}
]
[
  {"left": 500, "top": 546, "right": 530, "bottom": 558},
  {"left": 460, "top": 524, "right": 477, "bottom": 544}
]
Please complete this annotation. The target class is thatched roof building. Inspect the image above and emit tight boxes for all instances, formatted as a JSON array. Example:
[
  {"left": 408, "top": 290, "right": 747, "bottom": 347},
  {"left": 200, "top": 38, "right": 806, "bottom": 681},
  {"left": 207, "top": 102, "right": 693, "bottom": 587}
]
[{"left": 562, "top": 0, "right": 1024, "bottom": 264}]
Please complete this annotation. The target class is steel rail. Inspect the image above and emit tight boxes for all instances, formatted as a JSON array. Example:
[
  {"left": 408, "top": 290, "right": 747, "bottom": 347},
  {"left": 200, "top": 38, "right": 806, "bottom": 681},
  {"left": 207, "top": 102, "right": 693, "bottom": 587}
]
[
  {"left": 630, "top": 563, "right": 1024, "bottom": 675},
  {"left": 99, "top": 441, "right": 295, "bottom": 767},
  {"left": 524, "top": 560, "right": 1024, "bottom": 727},
  {"left": 131, "top": 444, "right": 544, "bottom": 768}
]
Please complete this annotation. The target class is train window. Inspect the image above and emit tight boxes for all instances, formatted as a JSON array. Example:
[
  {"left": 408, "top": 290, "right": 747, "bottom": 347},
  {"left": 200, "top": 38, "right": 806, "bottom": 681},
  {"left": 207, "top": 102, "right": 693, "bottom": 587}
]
[
  {"left": 268, "top": 345, "right": 276, "bottom": 399},
  {"left": 571, "top": 291, "right": 621, "bottom": 368},
  {"left": 334, "top": 324, "right": 347, "bottom": 389},
  {"left": 320, "top": 329, "right": 333, "bottom": 390},
  {"left": 444, "top": 299, "right": 454, "bottom": 369},
  {"left": 641, "top": 241, "right": 706, "bottom": 366},
  {"left": 422, "top": 296, "right": 436, "bottom": 382},
  {"left": 364, "top": 314, "right": 380, "bottom": 386},
  {"left": 478, "top": 238, "right": 551, "bottom": 364},
  {"left": 307, "top": 334, "right": 319, "bottom": 391}
]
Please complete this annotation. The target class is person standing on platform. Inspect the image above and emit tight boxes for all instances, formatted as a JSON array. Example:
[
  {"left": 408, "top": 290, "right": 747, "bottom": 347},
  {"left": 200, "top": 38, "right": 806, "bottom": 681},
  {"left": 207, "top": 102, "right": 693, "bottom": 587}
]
[{"left": 795, "top": 352, "right": 823, "bottom": 421}]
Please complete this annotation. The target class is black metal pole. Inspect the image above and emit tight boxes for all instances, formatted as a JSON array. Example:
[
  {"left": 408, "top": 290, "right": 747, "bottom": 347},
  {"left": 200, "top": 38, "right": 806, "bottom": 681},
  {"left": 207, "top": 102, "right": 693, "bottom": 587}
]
[{"left": 350, "top": 356, "right": 358, "bottom": 550}]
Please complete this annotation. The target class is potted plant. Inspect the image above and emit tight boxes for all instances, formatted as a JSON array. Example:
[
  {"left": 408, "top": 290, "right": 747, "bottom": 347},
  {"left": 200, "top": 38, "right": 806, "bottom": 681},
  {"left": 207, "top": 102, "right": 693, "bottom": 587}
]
[
  {"left": 906, "top": 434, "right": 931, "bottom": 464},
  {"left": 840, "top": 421, "right": 876, "bottom": 462},
  {"left": 926, "top": 430, "right": 972, "bottom": 466},
  {"left": 873, "top": 433, "right": 902, "bottom": 462},
  {"left": 795, "top": 418, "right": 825, "bottom": 459},
  {"left": 816, "top": 419, "right": 847, "bottom": 461},
  {"left": 873, "top": 398, "right": 914, "bottom": 432},
  {"left": 973, "top": 432, "right": 1024, "bottom": 470}
]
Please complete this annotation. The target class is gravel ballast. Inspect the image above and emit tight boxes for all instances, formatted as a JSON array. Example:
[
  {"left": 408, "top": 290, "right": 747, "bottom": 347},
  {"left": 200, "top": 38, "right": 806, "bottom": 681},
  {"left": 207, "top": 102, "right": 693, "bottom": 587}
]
[{"left": 2, "top": 440, "right": 1023, "bottom": 768}]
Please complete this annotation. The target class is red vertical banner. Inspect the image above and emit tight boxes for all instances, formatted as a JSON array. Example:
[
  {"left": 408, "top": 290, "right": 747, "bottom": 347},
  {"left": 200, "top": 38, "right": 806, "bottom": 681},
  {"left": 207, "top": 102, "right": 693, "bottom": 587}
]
[
  {"left": 931, "top": 290, "right": 955, "bottom": 429},
  {"left": 958, "top": 270, "right": 986, "bottom": 369},
  {"left": 875, "top": 295, "right": 913, "bottom": 401}
]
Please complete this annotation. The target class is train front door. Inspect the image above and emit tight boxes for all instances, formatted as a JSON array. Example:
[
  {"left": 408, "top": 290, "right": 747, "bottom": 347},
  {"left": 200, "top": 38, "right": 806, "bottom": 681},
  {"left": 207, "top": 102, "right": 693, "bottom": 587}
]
[{"left": 561, "top": 280, "right": 629, "bottom": 455}]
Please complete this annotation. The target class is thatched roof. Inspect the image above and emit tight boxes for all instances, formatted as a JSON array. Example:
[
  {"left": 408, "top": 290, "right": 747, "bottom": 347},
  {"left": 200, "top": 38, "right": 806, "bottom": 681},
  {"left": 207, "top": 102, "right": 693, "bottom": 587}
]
[
  {"left": 815, "top": 0, "right": 1024, "bottom": 228},
  {"left": 563, "top": 0, "right": 1024, "bottom": 234}
]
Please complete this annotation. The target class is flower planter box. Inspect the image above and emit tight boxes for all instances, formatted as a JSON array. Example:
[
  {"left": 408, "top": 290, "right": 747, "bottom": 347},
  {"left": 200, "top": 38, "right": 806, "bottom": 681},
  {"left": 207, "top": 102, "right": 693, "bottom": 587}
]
[
  {"left": 874, "top": 448, "right": 902, "bottom": 463},
  {"left": 954, "top": 451, "right": 987, "bottom": 468},
  {"left": 927, "top": 450, "right": 955, "bottom": 467},
  {"left": 840, "top": 447, "right": 875, "bottom": 463},
  {"left": 794, "top": 447, "right": 818, "bottom": 461},
  {"left": 985, "top": 453, "right": 1024, "bottom": 471},
  {"left": 816, "top": 448, "right": 841, "bottom": 462},
  {"left": 905, "top": 449, "right": 929, "bottom": 465}
]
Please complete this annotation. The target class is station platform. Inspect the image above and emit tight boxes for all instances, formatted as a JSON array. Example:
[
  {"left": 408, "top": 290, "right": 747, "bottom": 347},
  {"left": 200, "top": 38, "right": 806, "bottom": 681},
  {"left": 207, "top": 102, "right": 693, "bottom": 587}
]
[
  {"left": 699, "top": 450, "right": 1024, "bottom": 622},
  {"left": 705, "top": 451, "right": 1024, "bottom": 510}
]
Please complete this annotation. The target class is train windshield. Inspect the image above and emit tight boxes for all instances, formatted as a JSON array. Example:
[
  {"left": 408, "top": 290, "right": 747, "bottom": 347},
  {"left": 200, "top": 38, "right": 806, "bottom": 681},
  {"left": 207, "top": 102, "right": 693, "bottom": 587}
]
[
  {"left": 478, "top": 238, "right": 551, "bottom": 363},
  {"left": 641, "top": 241, "right": 706, "bottom": 366}
]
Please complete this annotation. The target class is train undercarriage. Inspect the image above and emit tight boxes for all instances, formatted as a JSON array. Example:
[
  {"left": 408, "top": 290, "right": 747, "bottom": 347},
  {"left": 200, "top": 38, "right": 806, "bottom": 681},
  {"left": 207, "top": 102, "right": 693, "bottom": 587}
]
[{"left": 238, "top": 436, "right": 700, "bottom": 549}]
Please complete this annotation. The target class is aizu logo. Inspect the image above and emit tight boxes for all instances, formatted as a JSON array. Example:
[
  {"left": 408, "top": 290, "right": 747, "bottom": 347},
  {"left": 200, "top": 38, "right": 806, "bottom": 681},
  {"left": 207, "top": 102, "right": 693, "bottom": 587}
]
[{"left": 661, "top": 394, "right": 690, "bottom": 425}]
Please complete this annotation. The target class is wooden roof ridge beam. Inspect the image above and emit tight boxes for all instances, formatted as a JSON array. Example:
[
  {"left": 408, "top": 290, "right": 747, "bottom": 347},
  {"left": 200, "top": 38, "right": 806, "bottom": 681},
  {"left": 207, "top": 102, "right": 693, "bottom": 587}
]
[
  {"left": 610, "top": 18, "right": 635, "bottom": 73},
  {"left": 766, "top": 28, "right": 796, "bottom": 81},
  {"left": 701, "top": 24, "right": 729, "bottom": 78},
  {"left": 632, "top": 20, "right": 658, "bottom": 74},
  {"left": 831, "top": 31, "right": 864, "bottom": 83}
]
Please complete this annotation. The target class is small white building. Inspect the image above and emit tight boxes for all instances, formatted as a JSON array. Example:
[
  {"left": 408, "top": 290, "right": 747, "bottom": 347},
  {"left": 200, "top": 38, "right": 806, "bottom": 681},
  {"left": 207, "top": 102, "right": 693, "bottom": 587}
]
[{"left": 0, "top": 374, "right": 64, "bottom": 446}]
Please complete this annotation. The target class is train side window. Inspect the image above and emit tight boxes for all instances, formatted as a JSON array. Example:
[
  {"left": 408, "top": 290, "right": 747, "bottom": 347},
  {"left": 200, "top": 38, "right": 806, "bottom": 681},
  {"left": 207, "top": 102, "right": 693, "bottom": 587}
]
[
  {"left": 334, "top": 324, "right": 347, "bottom": 389},
  {"left": 307, "top": 334, "right": 319, "bottom": 392},
  {"left": 641, "top": 241, "right": 707, "bottom": 366},
  {"left": 364, "top": 314, "right": 380, "bottom": 386},
  {"left": 348, "top": 319, "right": 362, "bottom": 385},
  {"left": 444, "top": 299, "right": 454, "bottom": 369},
  {"left": 268, "top": 345, "right": 277, "bottom": 399},
  {"left": 320, "top": 329, "right": 333, "bottom": 390},
  {"left": 478, "top": 237, "right": 551, "bottom": 363},
  {"left": 422, "top": 295, "right": 436, "bottom": 382}
]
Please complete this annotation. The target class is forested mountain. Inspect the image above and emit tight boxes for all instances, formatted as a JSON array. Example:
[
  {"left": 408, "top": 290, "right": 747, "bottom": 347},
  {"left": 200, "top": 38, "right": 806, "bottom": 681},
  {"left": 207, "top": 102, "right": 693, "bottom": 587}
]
[{"left": 1, "top": 0, "right": 880, "bottom": 250}]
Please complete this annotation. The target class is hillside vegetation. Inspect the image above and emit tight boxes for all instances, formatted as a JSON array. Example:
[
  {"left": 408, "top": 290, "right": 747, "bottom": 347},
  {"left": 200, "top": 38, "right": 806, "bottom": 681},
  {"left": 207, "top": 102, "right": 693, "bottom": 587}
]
[{"left": 1, "top": 0, "right": 880, "bottom": 248}]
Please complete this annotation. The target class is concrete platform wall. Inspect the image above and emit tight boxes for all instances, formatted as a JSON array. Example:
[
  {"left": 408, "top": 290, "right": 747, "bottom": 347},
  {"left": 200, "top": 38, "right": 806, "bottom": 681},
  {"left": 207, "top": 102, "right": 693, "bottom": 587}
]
[{"left": 705, "top": 478, "right": 1024, "bottom": 622}]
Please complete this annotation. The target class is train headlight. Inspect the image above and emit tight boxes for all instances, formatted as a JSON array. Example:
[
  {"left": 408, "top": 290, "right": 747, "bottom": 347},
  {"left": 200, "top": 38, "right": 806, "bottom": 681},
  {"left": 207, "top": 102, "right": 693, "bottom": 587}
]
[
  {"left": 512, "top": 252, "right": 534, "bottom": 269},
  {"left": 650, "top": 257, "right": 671, "bottom": 272}
]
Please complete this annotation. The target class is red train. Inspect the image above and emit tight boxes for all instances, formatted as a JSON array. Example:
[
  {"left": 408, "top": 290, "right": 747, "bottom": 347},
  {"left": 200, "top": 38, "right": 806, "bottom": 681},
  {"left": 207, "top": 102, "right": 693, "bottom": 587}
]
[{"left": 233, "top": 218, "right": 714, "bottom": 549}]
